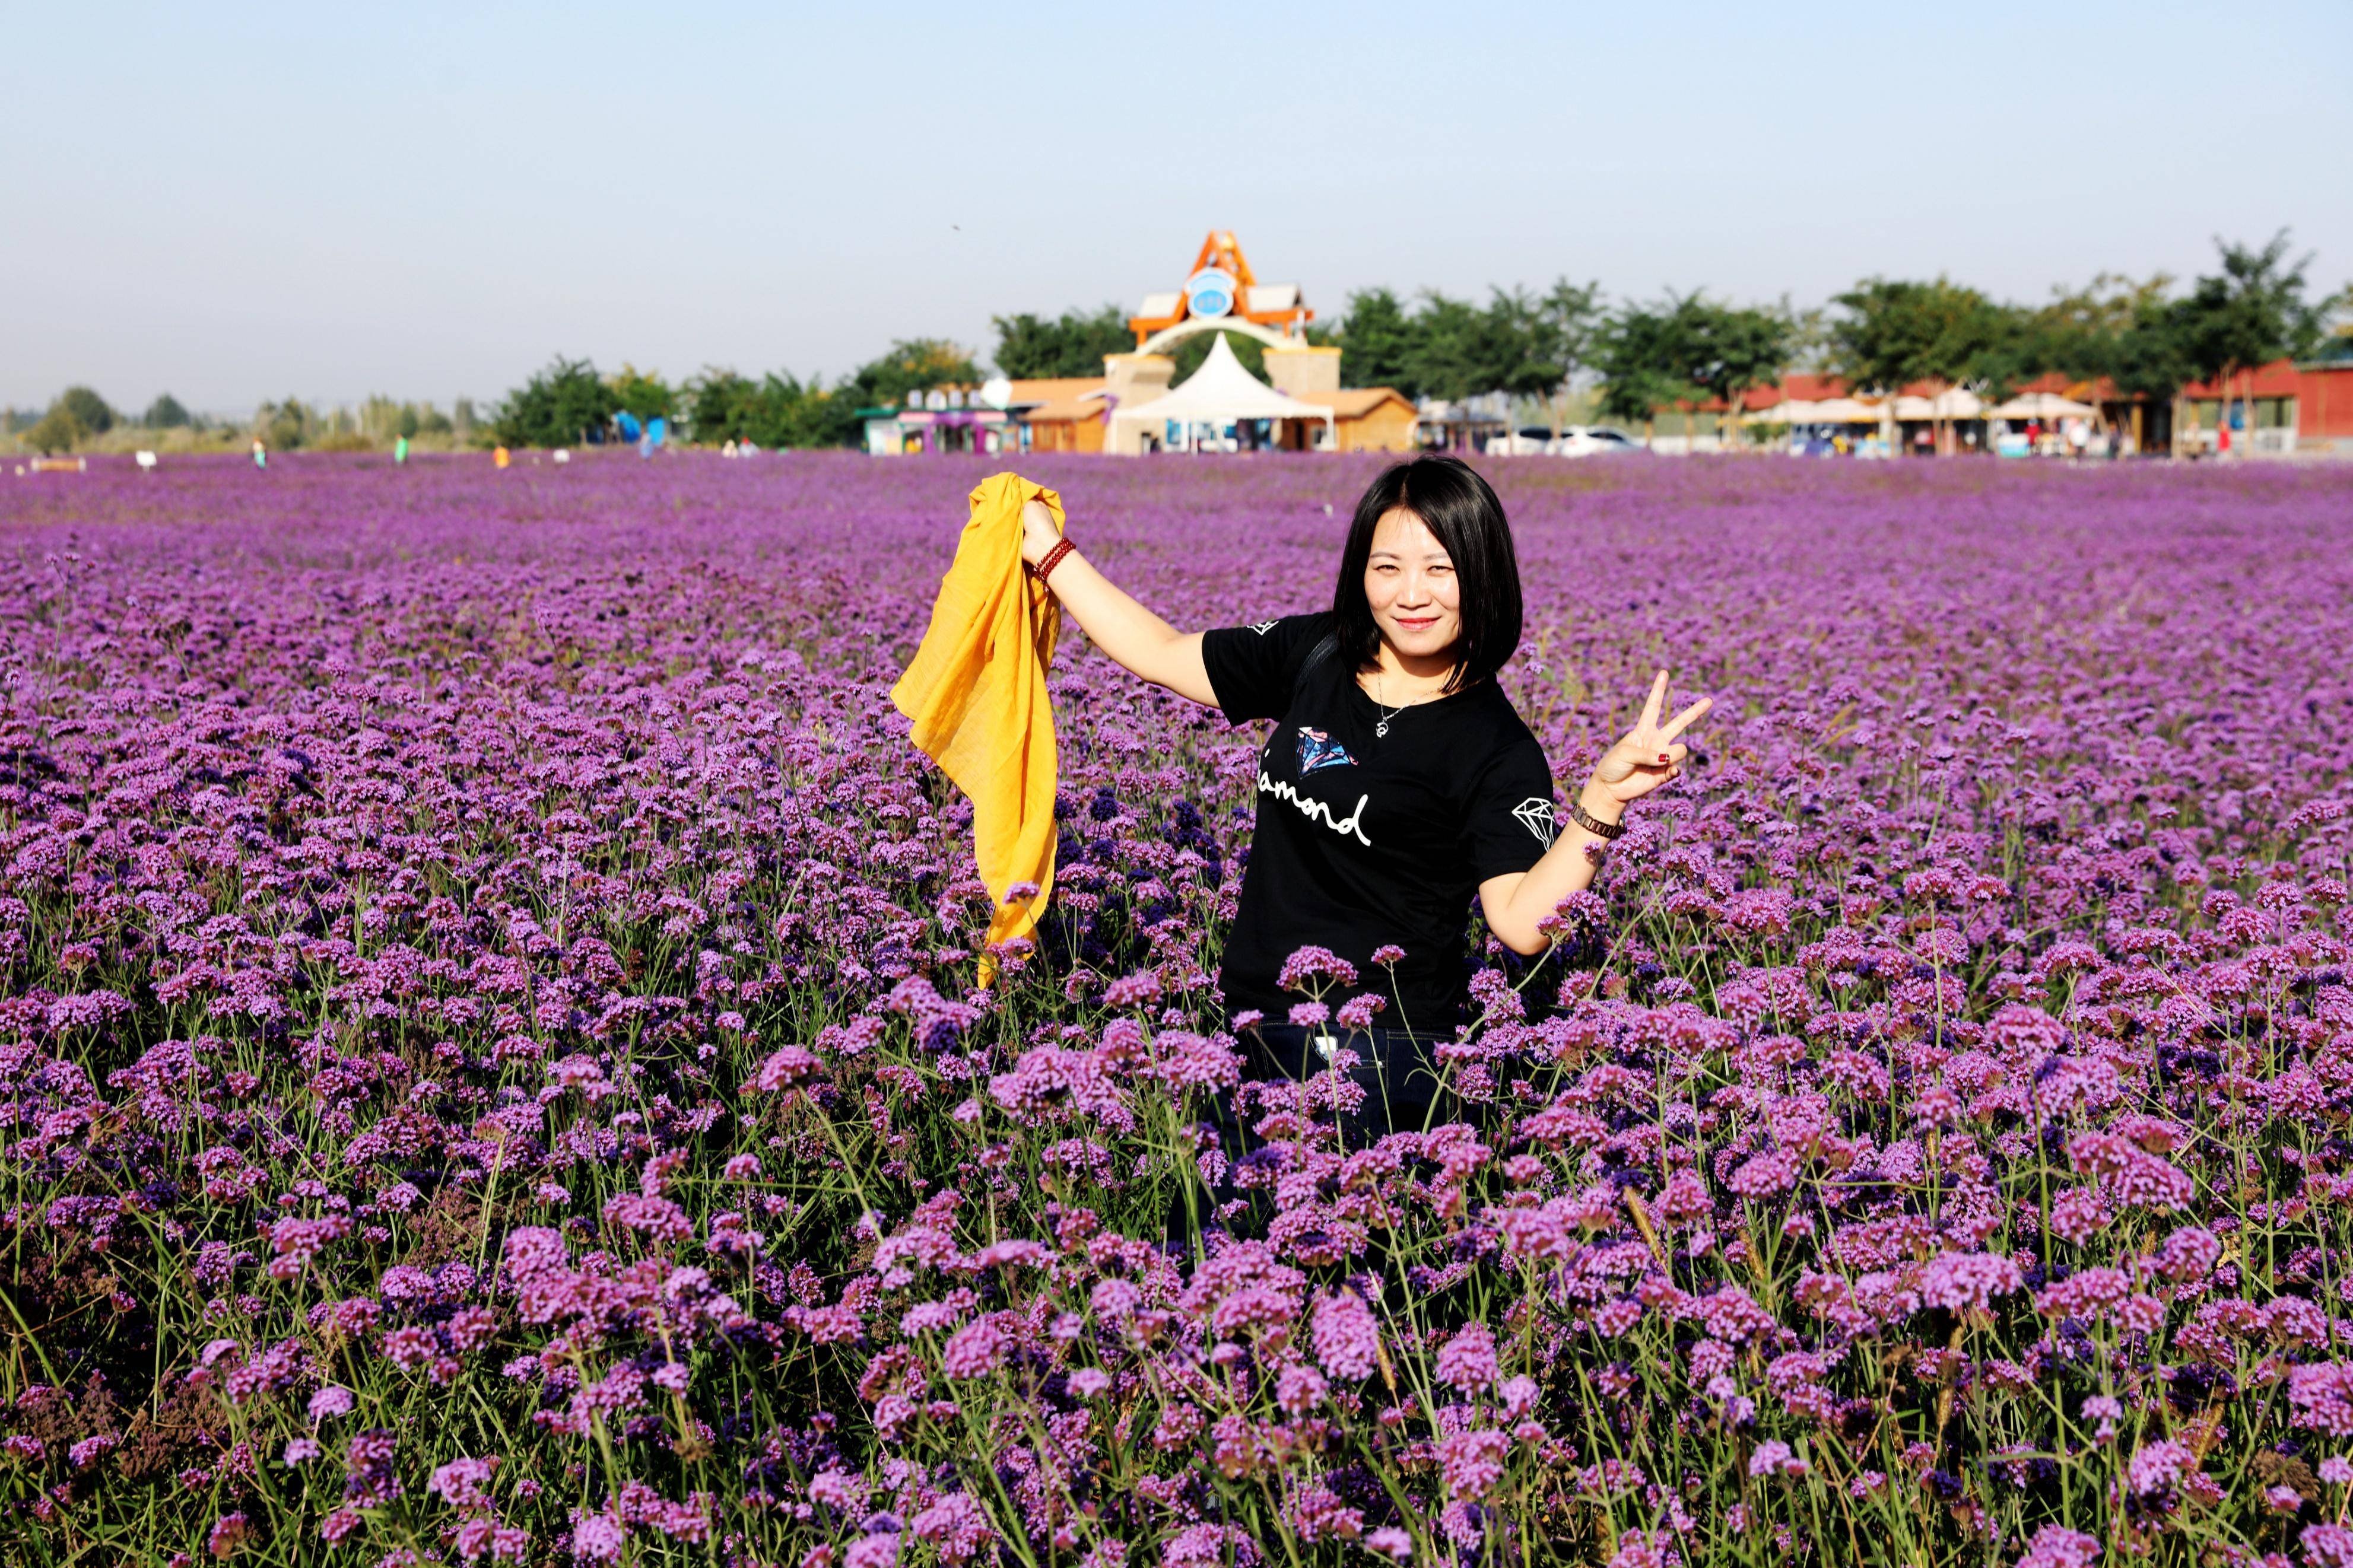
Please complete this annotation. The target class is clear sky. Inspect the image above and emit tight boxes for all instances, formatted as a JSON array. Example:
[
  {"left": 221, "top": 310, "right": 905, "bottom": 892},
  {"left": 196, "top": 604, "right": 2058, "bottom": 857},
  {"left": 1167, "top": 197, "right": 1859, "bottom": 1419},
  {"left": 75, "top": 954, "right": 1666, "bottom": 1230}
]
[{"left": 4, "top": 1, "right": 2348, "bottom": 416}]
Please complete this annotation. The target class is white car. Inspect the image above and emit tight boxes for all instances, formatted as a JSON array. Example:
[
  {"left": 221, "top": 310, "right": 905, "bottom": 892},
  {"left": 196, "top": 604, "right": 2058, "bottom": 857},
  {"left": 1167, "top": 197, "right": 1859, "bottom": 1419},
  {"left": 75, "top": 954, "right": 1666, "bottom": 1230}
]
[
  {"left": 1481, "top": 427, "right": 1554, "bottom": 456},
  {"left": 1552, "top": 425, "right": 1641, "bottom": 457}
]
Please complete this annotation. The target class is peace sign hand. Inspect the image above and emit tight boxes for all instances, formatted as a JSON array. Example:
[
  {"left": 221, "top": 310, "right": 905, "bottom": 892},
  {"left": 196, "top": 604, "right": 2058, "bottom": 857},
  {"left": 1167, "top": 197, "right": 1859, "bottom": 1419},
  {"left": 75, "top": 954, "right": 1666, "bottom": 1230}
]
[{"left": 1590, "top": 669, "right": 1711, "bottom": 804}]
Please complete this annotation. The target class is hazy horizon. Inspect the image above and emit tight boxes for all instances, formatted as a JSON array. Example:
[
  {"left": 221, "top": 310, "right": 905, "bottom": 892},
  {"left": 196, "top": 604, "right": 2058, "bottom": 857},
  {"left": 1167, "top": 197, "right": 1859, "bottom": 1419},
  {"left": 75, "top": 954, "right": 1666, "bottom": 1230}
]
[{"left": 4, "top": 1, "right": 2348, "bottom": 416}]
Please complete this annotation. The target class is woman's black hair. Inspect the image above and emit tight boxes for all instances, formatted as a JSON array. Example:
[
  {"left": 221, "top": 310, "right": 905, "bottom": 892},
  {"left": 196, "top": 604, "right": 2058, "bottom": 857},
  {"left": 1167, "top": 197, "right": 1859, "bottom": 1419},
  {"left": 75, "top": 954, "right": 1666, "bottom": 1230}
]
[{"left": 1330, "top": 454, "right": 1523, "bottom": 692}]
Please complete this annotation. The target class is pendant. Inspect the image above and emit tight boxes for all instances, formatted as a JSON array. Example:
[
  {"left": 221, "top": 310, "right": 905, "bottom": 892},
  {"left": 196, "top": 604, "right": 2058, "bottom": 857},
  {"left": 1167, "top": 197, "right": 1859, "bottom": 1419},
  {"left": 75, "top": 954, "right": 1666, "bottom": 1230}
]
[{"left": 1375, "top": 720, "right": 1389, "bottom": 738}]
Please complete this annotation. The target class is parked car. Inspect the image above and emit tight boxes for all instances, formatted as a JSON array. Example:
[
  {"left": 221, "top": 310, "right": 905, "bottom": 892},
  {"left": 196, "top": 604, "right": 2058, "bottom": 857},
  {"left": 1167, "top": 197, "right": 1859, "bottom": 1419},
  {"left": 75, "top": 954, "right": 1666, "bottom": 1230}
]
[
  {"left": 1481, "top": 427, "right": 1554, "bottom": 456},
  {"left": 1552, "top": 426, "right": 1641, "bottom": 457}
]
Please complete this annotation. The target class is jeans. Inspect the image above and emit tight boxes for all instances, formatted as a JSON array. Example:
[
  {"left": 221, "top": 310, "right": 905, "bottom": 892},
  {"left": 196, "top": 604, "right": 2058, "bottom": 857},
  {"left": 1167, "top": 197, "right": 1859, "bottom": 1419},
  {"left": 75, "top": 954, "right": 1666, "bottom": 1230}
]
[
  {"left": 1162, "top": 1021, "right": 1460, "bottom": 1248},
  {"left": 1238, "top": 1021, "right": 1456, "bottom": 1144}
]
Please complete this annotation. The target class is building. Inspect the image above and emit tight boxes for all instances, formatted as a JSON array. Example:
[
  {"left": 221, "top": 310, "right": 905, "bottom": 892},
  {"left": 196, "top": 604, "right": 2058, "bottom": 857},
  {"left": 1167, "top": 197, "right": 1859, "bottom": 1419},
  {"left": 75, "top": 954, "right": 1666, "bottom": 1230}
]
[
  {"left": 860, "top": 231, "right": 1417, "bottom": 456},
  {"left": 859, "top": 385, "right": 1021, "bottom": 456},
  {"left": 1725, "top": 360, "right": 2353, "bottom": 457},
  {"left": 1008, "top": 378, "right": 1109, "bottom": 454},
  {"left": 1293, "top": 388, "right": 1419, "bottom": 452},
  {"left": 1126, "top": 230, "right": 1313, "bottom": 346},
  {"left": 1106, "top": 335, "right": 1335, "bottom": 454}
]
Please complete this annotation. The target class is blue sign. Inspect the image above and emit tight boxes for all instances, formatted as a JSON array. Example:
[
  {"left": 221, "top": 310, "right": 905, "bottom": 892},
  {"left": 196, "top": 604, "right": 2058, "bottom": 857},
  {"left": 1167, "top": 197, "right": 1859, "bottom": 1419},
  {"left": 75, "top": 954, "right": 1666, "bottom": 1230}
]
[{"left": 1186, "top": 267, "right": 1236, "bottom": 320}]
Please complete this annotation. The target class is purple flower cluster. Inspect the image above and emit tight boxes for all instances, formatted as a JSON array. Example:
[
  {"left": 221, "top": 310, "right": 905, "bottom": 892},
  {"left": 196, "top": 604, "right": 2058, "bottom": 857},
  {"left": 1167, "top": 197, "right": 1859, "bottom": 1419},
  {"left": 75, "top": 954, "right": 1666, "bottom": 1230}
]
[{"left": 1, "top": 451, "right": 2351, "bottom": 1567}]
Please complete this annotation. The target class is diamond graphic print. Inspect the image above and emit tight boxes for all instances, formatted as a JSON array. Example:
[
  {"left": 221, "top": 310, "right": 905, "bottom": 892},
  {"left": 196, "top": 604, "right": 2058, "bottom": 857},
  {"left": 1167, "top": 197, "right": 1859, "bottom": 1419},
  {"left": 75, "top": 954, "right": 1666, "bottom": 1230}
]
[
  {"left": 1295, "top": 726, "right": 1357, "bottom": 777},
  {"left": 1512, "top": 796, "right": 1559, "bottom": 847},
  {"left": 1247, "top": 619, "right": 1278, "bottom": 635}
]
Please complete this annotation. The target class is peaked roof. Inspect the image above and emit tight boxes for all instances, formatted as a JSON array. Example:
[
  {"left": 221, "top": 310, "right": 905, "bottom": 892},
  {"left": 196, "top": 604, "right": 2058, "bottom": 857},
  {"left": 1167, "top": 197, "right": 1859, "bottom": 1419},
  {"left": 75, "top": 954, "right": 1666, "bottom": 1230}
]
[
  {"left": 1109, "top": 335, "right": 1331, "bottom": 427},
  {"left": 1294, "top": 387, "right": 1414, "bottom": 418}
]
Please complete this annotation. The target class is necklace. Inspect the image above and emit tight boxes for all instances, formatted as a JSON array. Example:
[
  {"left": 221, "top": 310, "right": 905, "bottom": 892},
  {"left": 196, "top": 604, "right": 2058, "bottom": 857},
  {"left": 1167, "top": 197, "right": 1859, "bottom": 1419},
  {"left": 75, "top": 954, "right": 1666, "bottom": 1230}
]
[{"left": 1373, "top": 670, "right": 1406, "bottom": 739}]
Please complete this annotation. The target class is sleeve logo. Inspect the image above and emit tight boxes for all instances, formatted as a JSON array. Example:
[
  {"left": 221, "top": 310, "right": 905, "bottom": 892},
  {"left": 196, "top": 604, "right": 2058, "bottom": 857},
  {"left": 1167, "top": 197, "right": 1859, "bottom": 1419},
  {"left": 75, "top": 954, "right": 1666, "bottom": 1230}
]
[
  {"left": 1511, "top": 797, "right": 1560, "bottom": 848},
  {"left": 1247, "top": 620, "right": 1278, "bottom": 635}
]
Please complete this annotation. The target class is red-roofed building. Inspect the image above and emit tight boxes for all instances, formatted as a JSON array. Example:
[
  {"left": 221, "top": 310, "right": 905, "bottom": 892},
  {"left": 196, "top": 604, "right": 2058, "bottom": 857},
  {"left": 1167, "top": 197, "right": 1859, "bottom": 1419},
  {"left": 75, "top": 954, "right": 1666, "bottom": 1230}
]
[{"left": 1657, "top": 358, "right": 2353, "bottom": 456}]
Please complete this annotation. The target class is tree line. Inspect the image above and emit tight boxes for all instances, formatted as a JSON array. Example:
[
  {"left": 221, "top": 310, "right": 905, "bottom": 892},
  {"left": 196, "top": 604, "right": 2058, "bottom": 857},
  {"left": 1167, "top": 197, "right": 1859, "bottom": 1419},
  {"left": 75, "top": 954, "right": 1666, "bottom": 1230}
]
[
  {"left": 5, "top": 387, "right": 482, "bottom": 456},
  {"left": 12, "top": 231, "right": 2343, "bottom": 457}
]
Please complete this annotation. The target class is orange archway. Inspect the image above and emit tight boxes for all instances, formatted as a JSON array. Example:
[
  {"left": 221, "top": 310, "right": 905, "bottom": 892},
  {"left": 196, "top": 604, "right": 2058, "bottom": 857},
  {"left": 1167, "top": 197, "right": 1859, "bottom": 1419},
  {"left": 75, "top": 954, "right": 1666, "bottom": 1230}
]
[{"left": 1126, "top": 231, "right": 1313, "bottom": 348}]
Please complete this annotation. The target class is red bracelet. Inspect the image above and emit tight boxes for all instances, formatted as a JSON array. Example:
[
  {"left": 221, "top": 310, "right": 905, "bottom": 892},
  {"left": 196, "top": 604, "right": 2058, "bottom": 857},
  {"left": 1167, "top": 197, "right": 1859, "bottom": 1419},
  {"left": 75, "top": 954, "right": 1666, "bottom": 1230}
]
[{"left": 1030, "top": 537, "right": 1076, "bottom": 586}]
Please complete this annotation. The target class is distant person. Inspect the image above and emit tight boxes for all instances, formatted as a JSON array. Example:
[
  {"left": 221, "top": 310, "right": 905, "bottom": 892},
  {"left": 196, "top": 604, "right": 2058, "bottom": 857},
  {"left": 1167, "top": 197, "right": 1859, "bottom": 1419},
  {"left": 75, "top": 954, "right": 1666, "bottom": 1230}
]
[
  {"left": 494, "top": 446, "right": 511, "bottom": 470},
  {"left": 394, "top": 435, "right": 409, "bottom": 465},
  {"left": 252, "top": 438, "right": 267, "bottom": 470}
]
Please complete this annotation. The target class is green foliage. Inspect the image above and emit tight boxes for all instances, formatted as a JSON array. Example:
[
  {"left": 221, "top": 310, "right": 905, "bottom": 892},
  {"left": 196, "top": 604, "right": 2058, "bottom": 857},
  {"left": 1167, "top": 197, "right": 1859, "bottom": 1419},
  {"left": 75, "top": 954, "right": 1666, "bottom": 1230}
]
[
  {"left": 1592, "top": 301, "right": 1691, "bottom": 427},
  {"left": 1332, "top": 288, "right": 1422, "bottom": 397},
  {"left": 24, "top": 405, "right": 84, "bottom": 454},
  {"left": 357, "top": 396, "right": 457, "bottom": 446},
  {"left": 54, "top": 386, "right": 115, "bottom": 435},
  {"left": 491, "top": 357, "right": 620, "bottom": 448},
  {"left": 141, "top": 393, "right": 191, "bottom": 429},
  {"left": 2171, "top": 230, "right": 2324, "bottom": 387},
  {"left": 1829, "top": 277, "right": 2012, "bottom": 392},
  {"left": 258, "top": 397, "right": 313, "bottom": 451},
  {"left": 1323, "top": 284, "right": 1590, "bottom": 405},
  {"left": 608, "top": 364, "right": 677, "bottom": 424},
  {"left": 841, "top": 338, "right": 980, "bottom": 413},
  {"left": 1409, "top": 291, "right": 1532, "bottom": 404},
  {"left": 992, "top": 305, "right": 1131, "bottom": 379},
  {"left": 1590, "top": 291, "right": 1789, "bottom": 426},
  {"left": 1536, "top": 278, "right": 1603, "bottom": 387},
  {"left": 685, "top": 367, "right": 851, "bottom": 449},
  {"left": 1168, "top": 329, "right": 1267, "bottom": 383}
]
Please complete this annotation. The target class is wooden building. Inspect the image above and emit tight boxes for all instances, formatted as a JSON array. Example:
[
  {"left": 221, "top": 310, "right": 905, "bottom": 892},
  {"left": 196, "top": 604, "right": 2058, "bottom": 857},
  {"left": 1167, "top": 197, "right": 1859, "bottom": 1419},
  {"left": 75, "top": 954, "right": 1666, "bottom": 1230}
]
[
  {"left": 1008, "top": 378, "right": 1107, "bottom": 453},
  {"left": 1292, "top": 388, "right": 1419, "bottom": 452}
]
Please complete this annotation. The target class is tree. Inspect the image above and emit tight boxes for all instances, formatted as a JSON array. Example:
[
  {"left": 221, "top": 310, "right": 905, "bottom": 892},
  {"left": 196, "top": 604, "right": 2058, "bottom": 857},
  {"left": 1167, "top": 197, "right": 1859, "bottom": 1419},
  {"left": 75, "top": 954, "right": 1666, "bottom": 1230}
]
[
  {"left": 1830, "top": 278, "right": 2008, "bottom": 453},
  {"left": 1406, "top": 290, "right": 1554, "bottom": 406},
  {"left": 25, "top": 406, "right": 83, "bottom": 454},
  {"left": 687, "top": 367, "right": 857, "bottom": 450},
  {"left": 1484, "top": 287, "right": 1571, "bottom": 404},
  {"left": 1533, "top": 278, "right": 1602, "bottom": 437},
  {"left": 54, "top": 386, "right": 115, "bottom": 435},
  {"left": 2025, "top": 273, "right": 2170, "bottom": 383},
  {"left": 259, "top": 397, "right": 313, "bottom": 450},
  {"left": 1653, "top": 295, "right": 1791, "bottom": 449},
  {"left": 491, "top": 357, "right": 619, "bottom": 447},
  {"left": 1593, "top": 303, "right": 1690, "bottom": 440},
  {"left": 685, "top": 368, "right": 757, "bottom": 443},
  {"left": 608, "top": 364, "right": 676, "bottom": 424},
  {"left": 142, "top": 393, "right": 191, "bottom": 428},
  {"left": 2170, "top": 230, "right": 2323, "bottom": 456},
  {"left": 840, "top": 339, "right": 980, "bottom": 414},
  {"left": 1332, "top": 288, "right": 1421, "bottom": 398},
  {"left": 993, "top": 305, "right": 1130, "bottom": 379}
]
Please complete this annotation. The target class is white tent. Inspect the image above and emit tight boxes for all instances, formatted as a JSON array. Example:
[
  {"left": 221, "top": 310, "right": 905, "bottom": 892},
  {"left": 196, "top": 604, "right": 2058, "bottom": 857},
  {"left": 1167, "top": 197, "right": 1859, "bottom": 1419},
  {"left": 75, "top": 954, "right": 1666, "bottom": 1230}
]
[
  {"left": 1892, "top": 387, "right": 1985, "bottom": 420},
  {"left": 1107, "top": 333, "right": 1335, "bottom": 453},
  {"left": 1758, "top": 396, "right": 1885, "bottom": 425},
  {"left": 1988, "top": 391, "right": 2098, "bottom": 421}
]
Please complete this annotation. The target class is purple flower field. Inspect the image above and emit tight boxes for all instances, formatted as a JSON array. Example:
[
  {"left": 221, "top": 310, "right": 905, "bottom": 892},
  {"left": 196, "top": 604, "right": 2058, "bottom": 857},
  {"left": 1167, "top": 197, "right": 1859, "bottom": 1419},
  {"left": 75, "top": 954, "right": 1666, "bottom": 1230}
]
[{"left": 4, "top": 450, "right": 2352, "bottom": 1568}]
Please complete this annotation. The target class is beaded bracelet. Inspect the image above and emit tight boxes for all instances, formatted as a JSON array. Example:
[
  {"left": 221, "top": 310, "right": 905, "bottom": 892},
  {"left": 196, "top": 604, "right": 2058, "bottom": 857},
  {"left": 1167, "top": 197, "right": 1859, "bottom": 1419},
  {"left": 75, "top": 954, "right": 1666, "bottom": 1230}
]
[
  {"left": 1030, "top": 538, "right": 1076, "bottom": 586},
  {"left": 1568, "top": 798, "right": 1626, "bottom": 841}
]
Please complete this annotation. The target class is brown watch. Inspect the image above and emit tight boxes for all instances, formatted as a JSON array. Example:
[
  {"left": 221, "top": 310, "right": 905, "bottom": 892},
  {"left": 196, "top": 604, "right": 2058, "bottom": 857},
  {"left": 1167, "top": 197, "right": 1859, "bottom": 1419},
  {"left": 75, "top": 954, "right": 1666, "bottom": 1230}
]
[{"left": 1568, "top": 799, "right": 1626, "bottom": 840}]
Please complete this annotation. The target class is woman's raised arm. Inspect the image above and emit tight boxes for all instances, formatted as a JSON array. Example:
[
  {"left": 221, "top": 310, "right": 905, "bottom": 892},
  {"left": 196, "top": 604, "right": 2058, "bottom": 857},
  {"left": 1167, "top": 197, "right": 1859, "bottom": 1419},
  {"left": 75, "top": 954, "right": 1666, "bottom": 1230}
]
[{"left": 1022, "top": 499, "right": 1218, "bottom": 708}]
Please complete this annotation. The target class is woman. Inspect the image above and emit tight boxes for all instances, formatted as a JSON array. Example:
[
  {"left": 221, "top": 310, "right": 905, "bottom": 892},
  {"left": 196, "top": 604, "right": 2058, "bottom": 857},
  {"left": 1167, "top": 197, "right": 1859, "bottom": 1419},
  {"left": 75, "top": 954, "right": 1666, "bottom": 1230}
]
[{"left": 1021, "top": 456, "right": 1707, "bottom": 1132}]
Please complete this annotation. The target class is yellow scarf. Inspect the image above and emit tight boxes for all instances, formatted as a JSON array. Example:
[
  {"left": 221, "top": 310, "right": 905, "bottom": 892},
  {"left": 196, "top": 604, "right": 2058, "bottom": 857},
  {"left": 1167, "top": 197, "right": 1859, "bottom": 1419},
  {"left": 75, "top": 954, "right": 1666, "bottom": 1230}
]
[{"left": 890, "top": 473, "right": 1065, "bottom": 982}]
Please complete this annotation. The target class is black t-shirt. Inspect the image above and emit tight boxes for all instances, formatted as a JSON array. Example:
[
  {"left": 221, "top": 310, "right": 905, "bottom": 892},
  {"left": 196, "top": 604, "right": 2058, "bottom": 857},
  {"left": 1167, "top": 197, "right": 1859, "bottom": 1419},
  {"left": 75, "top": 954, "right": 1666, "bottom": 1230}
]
[{"left": 1201, "top": 612, "right": 1559, "bottom": 1035}]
